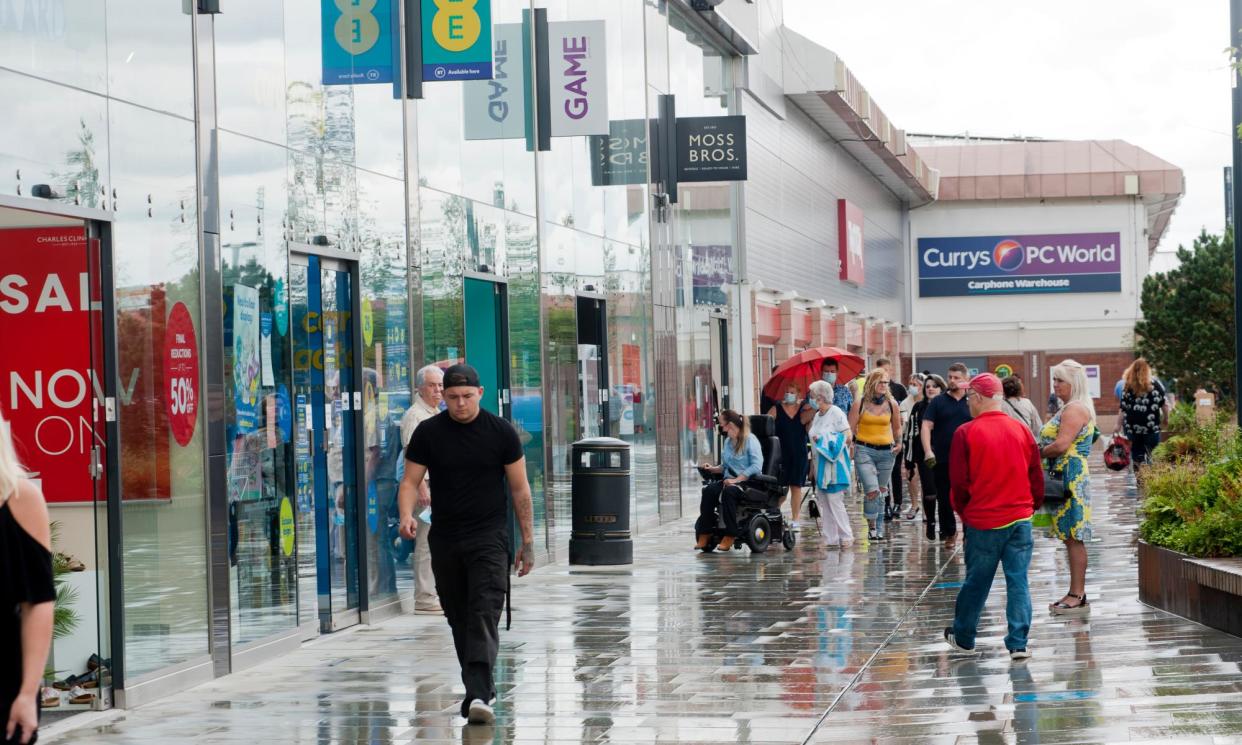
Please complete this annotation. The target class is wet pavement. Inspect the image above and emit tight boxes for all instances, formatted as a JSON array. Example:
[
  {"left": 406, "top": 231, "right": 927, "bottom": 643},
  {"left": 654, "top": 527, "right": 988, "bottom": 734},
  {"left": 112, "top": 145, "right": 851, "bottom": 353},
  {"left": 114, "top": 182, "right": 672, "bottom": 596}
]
[{"left": 50, "top": 457, "right": 1242, "bottom": 744}]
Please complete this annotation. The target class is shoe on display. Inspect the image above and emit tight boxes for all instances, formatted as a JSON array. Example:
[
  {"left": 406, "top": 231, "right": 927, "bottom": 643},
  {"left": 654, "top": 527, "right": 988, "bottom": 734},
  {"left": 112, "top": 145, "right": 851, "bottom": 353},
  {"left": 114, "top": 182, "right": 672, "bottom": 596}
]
[
  {"left": 67, "top": 685, "right": 95, "bottom": 705},
  {"left": 943, "top": 627, "right": 978, "bottom": 655},
  {"left": 467, "top": 698, "right": 495, "bottom": 725},
  {"left": 41, "top": 687, "right": 60, "bottom": 707},
  {"left": 1009, "top": 648, "right": 1032, "bottom": 661}
]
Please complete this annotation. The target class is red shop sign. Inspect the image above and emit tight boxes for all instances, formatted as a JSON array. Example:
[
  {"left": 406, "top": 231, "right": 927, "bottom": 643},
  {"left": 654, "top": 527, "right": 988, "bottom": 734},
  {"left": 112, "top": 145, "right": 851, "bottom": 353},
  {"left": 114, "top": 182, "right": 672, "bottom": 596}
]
[
  {"left": 163, "top": 301, "right": 199, "bottom": 446},
  {"left": 0, "top": 227, "right": 103, "bottom": 504}
]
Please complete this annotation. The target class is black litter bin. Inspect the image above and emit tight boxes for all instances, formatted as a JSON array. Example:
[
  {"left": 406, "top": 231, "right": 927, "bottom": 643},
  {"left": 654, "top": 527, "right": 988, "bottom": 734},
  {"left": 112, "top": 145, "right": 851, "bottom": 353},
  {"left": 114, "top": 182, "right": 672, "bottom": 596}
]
[{"left": 569, "top": 437, "right": 633, "bottom": 565}]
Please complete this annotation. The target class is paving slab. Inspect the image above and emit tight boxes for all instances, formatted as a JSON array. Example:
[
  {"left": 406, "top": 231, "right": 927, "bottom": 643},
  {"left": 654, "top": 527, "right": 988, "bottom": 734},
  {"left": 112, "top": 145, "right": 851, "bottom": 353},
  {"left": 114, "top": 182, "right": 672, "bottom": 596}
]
[{"left": 47, "top": 456, "right": 1242, "bottom": 744}]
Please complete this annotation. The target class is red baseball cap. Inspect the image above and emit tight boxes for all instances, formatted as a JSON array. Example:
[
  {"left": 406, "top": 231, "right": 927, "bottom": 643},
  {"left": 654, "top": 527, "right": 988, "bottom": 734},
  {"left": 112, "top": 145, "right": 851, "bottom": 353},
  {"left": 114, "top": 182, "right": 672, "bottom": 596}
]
[{"left": 969, "top": 373, "right": 1003, "bottom": 399}]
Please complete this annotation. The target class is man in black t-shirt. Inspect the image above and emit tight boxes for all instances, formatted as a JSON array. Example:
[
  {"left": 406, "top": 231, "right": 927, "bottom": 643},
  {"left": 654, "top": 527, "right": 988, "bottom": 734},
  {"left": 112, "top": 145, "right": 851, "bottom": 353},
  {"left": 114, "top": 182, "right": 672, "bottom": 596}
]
[
  {"left": 920, "top": 362, "right": 972, "bottom": 546},
  {"left": 398, "top": 364, "right": 535, "bottom": 726}
]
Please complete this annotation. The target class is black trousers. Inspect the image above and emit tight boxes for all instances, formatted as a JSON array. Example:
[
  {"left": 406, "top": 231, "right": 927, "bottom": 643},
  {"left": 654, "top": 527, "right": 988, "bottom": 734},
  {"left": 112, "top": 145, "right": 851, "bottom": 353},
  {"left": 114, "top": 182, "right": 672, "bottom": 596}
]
[
  {"left": 1129, "top": 432, "right": 1161, "bottom": 469},
  {"left": 931, "top": 462, "right": 957, "bottom": 539},
  {"left": 887, "top": 456, "right": 904, "bottom": 512},
  {"left": 429, "top": 528, "right": 509, "bottom": 713},
  {"left": 697, "top": 480, "right": 745, "bottom": 534}
]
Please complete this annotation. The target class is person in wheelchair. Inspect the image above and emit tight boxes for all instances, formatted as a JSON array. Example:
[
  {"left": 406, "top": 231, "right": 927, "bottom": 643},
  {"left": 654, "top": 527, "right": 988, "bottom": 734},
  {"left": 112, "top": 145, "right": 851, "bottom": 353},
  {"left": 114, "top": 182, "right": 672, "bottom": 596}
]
[{"left": 695, "top": 409, "right": 762, "bottom": 551}]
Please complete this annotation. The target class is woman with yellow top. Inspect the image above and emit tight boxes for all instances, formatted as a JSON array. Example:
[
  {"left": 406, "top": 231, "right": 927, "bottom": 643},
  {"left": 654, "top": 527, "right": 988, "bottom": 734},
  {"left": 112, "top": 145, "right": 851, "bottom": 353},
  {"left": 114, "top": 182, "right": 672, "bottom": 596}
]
[{"left": 849, "top": 369, "right": 903, "bottom": 541}]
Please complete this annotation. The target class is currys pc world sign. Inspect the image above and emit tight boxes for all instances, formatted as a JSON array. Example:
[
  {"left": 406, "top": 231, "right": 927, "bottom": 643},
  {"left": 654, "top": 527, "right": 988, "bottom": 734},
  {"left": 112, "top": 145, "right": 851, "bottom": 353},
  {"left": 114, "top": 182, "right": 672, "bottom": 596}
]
[{"left": 917, "top": 232, "right": 1122, "bottom": 297}]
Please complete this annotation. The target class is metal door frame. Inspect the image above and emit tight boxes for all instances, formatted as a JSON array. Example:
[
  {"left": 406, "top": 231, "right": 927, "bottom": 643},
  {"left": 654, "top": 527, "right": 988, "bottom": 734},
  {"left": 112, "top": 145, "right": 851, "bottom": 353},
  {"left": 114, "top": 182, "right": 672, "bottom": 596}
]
[
  {"left": 289, "top": 246, "right": 369, "bottom": 632},
  {"left": 0, "top": 196, "right": 122, "bottom": 706},
  {"left": 575, "top": 291, "right": 610, "bottom": 438}
]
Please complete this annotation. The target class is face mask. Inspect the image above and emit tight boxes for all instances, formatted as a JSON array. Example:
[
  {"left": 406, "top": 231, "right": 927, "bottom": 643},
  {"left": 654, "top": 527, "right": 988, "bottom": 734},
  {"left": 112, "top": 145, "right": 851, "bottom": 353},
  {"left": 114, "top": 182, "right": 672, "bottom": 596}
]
[
  {"left": 872, "top": 395, "right": 887, "bottom": 405},
  {"left": 783, "top": 393, "right": 798, "bottom": 405},
  {"left": 823, "top": 371, "right": 838, "bottom": 384}
]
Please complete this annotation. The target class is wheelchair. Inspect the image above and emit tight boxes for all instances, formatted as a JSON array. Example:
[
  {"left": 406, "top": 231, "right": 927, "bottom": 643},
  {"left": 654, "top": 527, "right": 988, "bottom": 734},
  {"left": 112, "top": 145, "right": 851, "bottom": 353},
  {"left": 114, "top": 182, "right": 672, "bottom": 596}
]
[{"left": 698, "top": 415, "right": 795, "bottom": 553}]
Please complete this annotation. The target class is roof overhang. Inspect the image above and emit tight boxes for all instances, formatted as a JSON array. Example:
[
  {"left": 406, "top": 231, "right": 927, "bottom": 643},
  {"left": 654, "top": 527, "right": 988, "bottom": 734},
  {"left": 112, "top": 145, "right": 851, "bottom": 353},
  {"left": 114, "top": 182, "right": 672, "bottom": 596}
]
[
  {"left": 780, "top": 27, "right": 938, "bottom": 207},
  {"left": 917, "top": 139, "right": 1185, "bottom": 255}
]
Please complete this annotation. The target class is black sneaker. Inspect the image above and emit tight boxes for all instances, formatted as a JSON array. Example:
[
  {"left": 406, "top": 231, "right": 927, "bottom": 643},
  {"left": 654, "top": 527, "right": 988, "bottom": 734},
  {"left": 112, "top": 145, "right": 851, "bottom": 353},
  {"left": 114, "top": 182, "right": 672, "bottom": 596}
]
[
  {"left": 943, "top": 627, "right": 977, "bottom": 655},
  {"left": 1009, "top": 648, "right": 1032, "bottom": 661}
]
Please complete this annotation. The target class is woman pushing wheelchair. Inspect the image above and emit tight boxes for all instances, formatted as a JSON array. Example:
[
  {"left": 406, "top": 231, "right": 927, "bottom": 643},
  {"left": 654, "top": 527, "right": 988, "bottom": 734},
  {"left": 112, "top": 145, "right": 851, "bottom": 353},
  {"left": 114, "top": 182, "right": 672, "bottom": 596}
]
[{"left": 695, "top": 409, "right": 763, "bottom": 551}]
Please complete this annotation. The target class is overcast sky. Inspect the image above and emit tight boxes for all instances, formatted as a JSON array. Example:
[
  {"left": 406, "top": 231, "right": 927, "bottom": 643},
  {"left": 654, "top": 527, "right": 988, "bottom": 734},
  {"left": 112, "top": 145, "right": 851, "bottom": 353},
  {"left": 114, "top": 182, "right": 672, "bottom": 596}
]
[{"left": 783, "top": 1, "right": 1231, "bottom": 273}]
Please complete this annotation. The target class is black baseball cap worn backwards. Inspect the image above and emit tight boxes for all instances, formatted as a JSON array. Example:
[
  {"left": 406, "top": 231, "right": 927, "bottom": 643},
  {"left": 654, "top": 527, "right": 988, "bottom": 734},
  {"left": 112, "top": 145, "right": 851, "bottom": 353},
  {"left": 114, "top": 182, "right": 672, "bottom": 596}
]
[{"left": 443, "top": 364, "right": 481, "bottom": 389}]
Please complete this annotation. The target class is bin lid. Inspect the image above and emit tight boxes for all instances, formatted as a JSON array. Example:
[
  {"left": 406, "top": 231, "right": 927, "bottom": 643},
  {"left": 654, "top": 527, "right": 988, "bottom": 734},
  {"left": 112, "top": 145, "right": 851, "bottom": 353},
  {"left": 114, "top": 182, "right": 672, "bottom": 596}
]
[{"left": 571, "top": 437, "right": 631, "bottom": 450}]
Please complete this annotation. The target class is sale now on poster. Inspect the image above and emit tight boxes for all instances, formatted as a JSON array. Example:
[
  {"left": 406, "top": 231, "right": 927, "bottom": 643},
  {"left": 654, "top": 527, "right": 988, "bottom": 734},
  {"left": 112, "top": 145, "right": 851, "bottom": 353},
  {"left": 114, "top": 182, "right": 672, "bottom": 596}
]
[{"left": 0, "top": 227, "right": 105, "bottom": 504}]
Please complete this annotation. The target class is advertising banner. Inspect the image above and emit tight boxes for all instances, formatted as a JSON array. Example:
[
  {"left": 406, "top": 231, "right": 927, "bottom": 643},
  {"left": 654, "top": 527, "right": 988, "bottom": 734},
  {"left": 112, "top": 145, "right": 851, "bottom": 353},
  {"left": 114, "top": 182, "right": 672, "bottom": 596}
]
[
  {"left": 321, "top": 0, "right": 396, "bottom": 86},
  {"left": 589, "top": 118, "right": 650, "bottom": 186},
  {"left": 547, "top": 20, "right": 609, "bottom": 137},
  {"left": 463, "top": 23, "right": 529, "bottom": 141},
  {"left": 422, "top": 0, "right": 493, "bottom": 82},
  {"left": 0, "top": 227, "right": 104, "bottom": 504},
  {"left": 676, "top": 115, "right": 747, "bottom": 183},
  {"left": 917, "top": 232, "right": 1122, "bottom": 297},
  {"left": 691, "top": 244, "right": 732, "bottom": 306},
  {"left": 232, "top": 284, "right": 261, "bottom": 433},
  {"left": 838, "top": 199, "right": 864, "bottom": 285}
]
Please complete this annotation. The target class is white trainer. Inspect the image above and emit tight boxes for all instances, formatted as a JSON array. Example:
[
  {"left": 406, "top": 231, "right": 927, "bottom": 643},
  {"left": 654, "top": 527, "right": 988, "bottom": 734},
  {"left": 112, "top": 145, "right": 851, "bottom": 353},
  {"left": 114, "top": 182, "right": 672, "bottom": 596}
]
[{"left": 467, "top": 698, "right": 495, "bottom": 725}]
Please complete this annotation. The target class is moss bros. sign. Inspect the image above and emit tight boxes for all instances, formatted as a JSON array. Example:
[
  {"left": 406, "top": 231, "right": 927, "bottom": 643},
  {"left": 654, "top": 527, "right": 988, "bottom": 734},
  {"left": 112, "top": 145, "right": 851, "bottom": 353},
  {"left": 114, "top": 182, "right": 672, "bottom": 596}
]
[
  {"left": 676, "top": 115, "right": 747, "bottom": 183},
  {"left": 588, "top": 114, "right": 748, "bottom": 188}
]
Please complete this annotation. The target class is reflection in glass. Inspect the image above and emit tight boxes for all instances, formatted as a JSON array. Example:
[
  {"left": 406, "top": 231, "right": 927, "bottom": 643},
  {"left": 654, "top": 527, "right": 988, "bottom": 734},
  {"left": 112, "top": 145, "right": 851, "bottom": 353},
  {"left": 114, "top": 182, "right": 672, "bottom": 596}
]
[
  {"left": 220, "top": 132, "right": 297, "bottom": 646},
  {"left": 0, "top": 1, "right": 107, "bottom": 93},
  {"left": 0, "top": 69, "right": 110, "bottom": 207},
  {"left": 105, "top": 0, "right": 195, "bottom": 118},
  {"left": 110, "top": 102, "right": 209, "bottom": 679}
]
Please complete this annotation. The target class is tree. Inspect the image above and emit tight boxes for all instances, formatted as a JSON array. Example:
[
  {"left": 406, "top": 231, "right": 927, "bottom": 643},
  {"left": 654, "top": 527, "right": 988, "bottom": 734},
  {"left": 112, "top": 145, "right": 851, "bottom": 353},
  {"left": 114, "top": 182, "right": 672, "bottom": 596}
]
[{"left": 1135, "top": 228, "right": 1235, "bottom": 401}]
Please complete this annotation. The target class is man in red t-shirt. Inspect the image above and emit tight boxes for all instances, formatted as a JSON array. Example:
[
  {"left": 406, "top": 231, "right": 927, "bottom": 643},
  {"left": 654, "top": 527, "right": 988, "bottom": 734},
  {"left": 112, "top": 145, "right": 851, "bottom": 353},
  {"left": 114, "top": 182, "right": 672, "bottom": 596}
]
[{"left": 943, "top": 373, "right": 1045, "bottom": 660}]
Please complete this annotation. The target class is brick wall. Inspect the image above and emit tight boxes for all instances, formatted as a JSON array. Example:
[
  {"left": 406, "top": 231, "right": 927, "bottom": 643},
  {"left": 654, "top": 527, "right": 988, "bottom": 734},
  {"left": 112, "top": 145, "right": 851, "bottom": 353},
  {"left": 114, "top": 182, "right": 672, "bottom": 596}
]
[{"left": 930, "top": 349, "right": 1136, "bottom": 417}]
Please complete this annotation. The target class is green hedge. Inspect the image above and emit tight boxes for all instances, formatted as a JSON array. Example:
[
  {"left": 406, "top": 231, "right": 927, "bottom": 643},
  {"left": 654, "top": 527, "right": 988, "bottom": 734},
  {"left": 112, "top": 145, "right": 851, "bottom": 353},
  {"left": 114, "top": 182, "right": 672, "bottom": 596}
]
[{"left": 1140, "top": 407, "right": 1242, "bottom": 558}]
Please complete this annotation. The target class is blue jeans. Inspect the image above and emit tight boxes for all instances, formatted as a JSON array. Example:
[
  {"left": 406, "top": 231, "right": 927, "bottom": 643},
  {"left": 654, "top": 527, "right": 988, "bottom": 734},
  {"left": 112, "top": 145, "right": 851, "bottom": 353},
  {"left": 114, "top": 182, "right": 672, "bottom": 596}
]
[
  {"left": 856, "top": 444, "right": 895, "bottom": 535},
  {"left": 952, "top": 521, "right": 1034, "bottom": 651}
]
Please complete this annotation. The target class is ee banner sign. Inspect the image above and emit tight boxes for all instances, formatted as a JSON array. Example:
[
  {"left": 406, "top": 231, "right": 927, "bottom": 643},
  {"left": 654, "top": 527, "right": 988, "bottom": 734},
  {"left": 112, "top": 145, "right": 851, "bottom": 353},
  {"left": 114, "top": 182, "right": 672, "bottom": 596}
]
[
  {"left": 917, "top": 232, "right": 1122, "bottom": 297},
  {"left": 321, "top": 0, "right": 396, "bottom": 86},
  {"left": 422, "top": 0, "right": 493, "bottom": 82}
]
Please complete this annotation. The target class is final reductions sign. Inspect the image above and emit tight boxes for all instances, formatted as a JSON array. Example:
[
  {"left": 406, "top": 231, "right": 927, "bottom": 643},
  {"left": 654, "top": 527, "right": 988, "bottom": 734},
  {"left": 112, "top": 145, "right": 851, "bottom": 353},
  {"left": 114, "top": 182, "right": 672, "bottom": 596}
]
[{"left": 916, "top": 232, "right": 1123, "bottom": 297}]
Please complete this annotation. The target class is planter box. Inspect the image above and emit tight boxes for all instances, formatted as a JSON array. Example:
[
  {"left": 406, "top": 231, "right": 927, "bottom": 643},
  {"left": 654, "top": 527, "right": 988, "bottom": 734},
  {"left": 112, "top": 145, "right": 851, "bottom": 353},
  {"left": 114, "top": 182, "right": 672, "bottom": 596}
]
[{"left": 1138, "top": 540, "right": 1242, "bottom": 637}]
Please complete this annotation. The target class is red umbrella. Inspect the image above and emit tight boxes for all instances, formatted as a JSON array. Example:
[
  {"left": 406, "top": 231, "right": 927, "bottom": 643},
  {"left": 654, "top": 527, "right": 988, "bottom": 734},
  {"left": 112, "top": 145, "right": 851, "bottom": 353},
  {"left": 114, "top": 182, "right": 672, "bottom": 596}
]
[{"left": 762, "top": 346, "right": 865, "bottom": 401}]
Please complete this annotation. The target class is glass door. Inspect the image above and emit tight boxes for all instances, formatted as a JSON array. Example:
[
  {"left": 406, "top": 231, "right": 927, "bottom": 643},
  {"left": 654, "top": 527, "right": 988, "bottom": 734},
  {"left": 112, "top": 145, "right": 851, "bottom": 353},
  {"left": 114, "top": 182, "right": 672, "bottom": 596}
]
[
  {"left": 290, "top": 254, "right": 361, "bottom": 634},
  {"left": 0, "top": 208, "right": 113, "bottom": 713},
  {"left": 463, "top": 276, "right": 510, "bottom": 418}
]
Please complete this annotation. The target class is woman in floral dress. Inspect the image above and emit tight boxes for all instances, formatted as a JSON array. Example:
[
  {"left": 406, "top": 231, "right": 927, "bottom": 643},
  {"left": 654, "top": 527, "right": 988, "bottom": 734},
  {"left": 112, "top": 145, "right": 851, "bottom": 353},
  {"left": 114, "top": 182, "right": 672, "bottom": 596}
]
[{"left": 1038, "top": 360, "right": 1100, "bottom": 616}]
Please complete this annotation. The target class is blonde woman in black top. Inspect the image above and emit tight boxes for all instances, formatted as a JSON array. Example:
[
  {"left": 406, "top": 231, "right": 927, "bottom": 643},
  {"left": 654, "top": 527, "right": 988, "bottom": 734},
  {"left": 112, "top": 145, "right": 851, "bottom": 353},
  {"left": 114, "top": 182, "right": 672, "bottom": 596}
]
[{"left": 0, "top": 411, "right": 54, "bottom": 744}]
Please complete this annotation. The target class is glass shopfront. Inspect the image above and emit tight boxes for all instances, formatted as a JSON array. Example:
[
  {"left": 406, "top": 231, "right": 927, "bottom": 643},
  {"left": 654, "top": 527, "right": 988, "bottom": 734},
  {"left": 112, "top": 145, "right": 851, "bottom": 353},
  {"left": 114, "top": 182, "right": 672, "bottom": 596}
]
[
  {"left": 663, "top": 9, "right": 738, "bottom": 510},
  {"left": 0, "top": 205, "right": 112, "bottom": 717},
  {"left": 0, "top": 0, "right": 744, "bottom": 710}
]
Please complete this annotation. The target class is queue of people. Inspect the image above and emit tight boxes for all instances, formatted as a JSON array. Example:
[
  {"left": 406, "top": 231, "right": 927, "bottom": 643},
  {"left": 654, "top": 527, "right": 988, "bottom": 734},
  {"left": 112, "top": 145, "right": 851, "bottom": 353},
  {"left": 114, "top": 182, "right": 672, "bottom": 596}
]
[{"left": 694, "top": 356, "right": 1108, "bottom": 661}]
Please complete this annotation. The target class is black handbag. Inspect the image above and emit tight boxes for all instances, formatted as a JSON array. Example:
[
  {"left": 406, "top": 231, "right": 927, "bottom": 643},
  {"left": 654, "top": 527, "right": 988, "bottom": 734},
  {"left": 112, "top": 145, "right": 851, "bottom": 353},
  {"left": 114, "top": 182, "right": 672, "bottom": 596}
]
[{"left": 1043, "top": 468, "right": 1068, "bottom": 506}]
